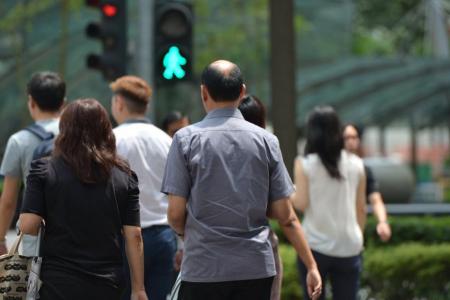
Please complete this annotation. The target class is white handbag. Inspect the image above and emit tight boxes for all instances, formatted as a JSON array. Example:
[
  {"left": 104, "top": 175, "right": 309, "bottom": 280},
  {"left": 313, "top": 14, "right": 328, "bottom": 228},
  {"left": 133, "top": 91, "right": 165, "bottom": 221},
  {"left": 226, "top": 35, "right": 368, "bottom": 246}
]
[{"left": 0, "top": 227, "right": 43, "bottom": 300}]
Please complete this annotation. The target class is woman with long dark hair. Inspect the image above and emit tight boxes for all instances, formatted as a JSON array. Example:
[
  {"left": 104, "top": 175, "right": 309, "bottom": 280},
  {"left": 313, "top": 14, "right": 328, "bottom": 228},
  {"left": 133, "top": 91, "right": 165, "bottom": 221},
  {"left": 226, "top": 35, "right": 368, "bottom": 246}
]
[
  {"left": 239, "top": 95, "right": 323, "bottom": 300},
  {"left": 19, "top": 99, "right": 147, "bottom": 300},
  {"left": 291, "top": 106, "right": 366, "bottom": 300},
  {"left": 238, "top": 95, "right": 280, "bottom": 300}
]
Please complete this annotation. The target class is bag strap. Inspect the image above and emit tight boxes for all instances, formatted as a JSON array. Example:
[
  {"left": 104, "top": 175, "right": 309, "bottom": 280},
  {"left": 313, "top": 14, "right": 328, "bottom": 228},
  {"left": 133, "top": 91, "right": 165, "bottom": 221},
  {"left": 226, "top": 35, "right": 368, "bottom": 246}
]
[
  {"left": 34, "top": 223, "right": 45, "bottom": 257},
  {"left": 7, "top": 224, "right": 44, "bottom": 257},
  {"left": 25, "top": 124, "right": 53, "bottom": 140},
  {"left": 8, "top": 232, "right": 24, "bottom": 255}
]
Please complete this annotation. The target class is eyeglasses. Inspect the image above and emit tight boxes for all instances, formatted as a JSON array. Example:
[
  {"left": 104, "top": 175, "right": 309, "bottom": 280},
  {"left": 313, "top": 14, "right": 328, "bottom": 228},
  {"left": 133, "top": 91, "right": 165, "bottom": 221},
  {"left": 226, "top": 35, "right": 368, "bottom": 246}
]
[{"left": 343, "top": 135, "right": 359, "bottom": 141}]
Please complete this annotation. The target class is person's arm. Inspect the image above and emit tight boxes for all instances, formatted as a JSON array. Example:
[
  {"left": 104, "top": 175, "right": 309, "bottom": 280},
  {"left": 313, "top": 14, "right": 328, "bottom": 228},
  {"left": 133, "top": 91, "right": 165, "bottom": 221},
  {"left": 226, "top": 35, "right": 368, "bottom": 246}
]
[
  {"left": 167, "top": 194, "right": 187, "bottom": 237},
  {"left": 290, "top": 158, "right": 309, "bottom": 212},
  {"left": 18, "top": 212, "right": 42, "bottom": 235},
  {"left": 0, "top": 176, "right": 21, "bottom": 254},
  {"left": 162, "top": 133, "right": 190, "bottom": 237},
  {"left": 123, "top": 225, "right": 147, "bottom": 300},
  {"left": 268, "top": 198, "right": 322, "bottom": 299},
  {"left": 356, "top": 172, "right": 367, "bottom": 233},
  {"left": 120, "top": 171, "right": 147, "bottom": 300},
  {"left": 174, "top": 236, "right": 184, "bottom": 271},
  {"left": 369, "top": 192, "right": 391, "bottom": 242}
]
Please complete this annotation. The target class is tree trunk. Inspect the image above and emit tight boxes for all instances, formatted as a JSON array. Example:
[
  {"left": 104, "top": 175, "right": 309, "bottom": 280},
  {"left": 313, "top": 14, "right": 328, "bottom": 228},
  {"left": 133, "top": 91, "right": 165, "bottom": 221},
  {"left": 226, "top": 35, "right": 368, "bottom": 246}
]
[{"left": 269, "top": 0, "right": 297, "bottom": 177}]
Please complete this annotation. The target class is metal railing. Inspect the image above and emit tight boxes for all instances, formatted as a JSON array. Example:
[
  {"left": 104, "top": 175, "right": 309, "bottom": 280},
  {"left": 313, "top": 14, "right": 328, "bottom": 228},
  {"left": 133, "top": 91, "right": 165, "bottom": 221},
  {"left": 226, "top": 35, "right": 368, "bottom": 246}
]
[{"left": 368, "top": 203, "right": 450, "bottom": 216}]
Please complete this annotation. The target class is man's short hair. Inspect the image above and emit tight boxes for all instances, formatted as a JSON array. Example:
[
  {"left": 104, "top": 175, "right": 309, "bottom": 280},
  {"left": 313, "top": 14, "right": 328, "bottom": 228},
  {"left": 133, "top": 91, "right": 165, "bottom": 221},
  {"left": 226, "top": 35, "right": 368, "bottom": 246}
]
[
  {"left": 162, "top": 111, "right": 184, "bottom": 132},
  {"left": 201, "top": 62, "right": 243, "bottom": 102},
  {"left": 110, "top": 75, "right": 152, "bottom": 114},
  {"left": 27, "top": 71, "right": 66, "bottom": 112}
]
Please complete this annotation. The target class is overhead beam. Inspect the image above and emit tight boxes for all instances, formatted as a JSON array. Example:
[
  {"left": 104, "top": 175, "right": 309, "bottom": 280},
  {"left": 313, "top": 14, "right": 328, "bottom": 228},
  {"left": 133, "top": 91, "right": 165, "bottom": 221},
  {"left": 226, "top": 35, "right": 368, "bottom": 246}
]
[
  {"left": 370, "top": 83, "right": 450, "bottom": 126},
  {"left": 298, "top": 58, "right": 406, "bottom": 95},
  {"left": 333, "top": 62, "right": 450, "bottom": 111}
]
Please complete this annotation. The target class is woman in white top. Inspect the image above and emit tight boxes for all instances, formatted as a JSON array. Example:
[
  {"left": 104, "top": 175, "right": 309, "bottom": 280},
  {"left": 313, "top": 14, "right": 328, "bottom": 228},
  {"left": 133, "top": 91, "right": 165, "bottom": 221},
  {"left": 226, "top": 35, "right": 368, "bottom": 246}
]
[{"left": 291, "top": 106, "right": 366, "bottom": 300}]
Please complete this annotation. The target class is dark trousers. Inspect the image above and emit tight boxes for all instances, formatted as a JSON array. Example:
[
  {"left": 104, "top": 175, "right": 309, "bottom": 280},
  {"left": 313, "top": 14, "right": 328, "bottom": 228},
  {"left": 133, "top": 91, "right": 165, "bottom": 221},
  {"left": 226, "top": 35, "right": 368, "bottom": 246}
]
[
  {"left": 298, "top": 250, "right": 362, "bottom": 300},
  {"left": 121, "top": 225, "right": 177, "bottom": 300},
  {"left": 40, "top": 267, "right": 121, "bottom": 300},
  {"left": 179, "top": 277, "right": 274, "bottom": 300}
]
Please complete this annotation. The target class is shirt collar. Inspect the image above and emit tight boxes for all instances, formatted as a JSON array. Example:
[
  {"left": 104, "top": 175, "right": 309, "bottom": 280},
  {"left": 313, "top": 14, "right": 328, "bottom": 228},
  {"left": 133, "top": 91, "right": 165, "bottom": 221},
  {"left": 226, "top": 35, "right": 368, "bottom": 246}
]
[
  {"left": 122, "top": 117, "right": 151, "bottom": 125},
  {"left": 204, "top": 107, "right": 244, "bottom": 120},
  {"left": 116, "top": 118, "right": 152, "bottom": 130},
  {"left": 35, "top": 118, "right": 59, "bottom": 126}
]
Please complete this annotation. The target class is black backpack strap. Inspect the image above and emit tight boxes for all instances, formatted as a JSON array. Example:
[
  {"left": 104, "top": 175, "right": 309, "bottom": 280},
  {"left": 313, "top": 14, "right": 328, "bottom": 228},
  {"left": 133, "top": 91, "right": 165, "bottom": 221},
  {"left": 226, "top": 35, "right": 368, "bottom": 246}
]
[{"left": 25, "top": 124, "right": 54, "bottom": 140}]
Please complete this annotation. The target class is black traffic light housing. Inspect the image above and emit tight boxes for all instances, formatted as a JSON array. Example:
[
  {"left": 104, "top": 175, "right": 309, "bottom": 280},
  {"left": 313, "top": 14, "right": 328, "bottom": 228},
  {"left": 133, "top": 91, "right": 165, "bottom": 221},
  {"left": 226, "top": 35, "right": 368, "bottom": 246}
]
[
  {"left": 85, "top": 0, "right": 127, "bottom": 81},
  {"left": 154, "top": 0, "right": 193, "bottom": 84}
]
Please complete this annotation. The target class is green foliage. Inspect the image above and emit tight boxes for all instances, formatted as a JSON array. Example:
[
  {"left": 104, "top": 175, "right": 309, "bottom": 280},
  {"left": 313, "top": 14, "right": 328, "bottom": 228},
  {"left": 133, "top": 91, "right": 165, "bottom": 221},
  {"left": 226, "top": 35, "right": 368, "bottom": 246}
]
[
  {"left": 272, "top": 216, "right": 450, "bottom": 247},
  {"left": 362, "top": 243, "right": 450, "bottom": 299},
  {"left": 445, "top": 187, "right": 450, "bottom": 203},
  {"left": 0, "top": 0, "right": 56, "bottom": 32},
  {"left": 270, "top": 220, "right": 286, "bottom": 244},
  {"left": 364, "top": 216, "right": 450, "bottom": 247},
  {"left": 355, "top": 0, "right": 422, "bottom": 28},
  {"left": 193, "top": 0, "right": 269, "bottom": 100},
  {"left": 352, "top": 28, "right": 396, "bottom": 55},
  {"left": 0, "top": 0, "right": 83, "bottom": 33},
  {"left": 353, "top": 0, "right": 426, "bottom": 56},
  {"left": 279, "top": 244, "right": 303, "bottom": 300},
  {"left": 279, "top": 243, "right": 450, "bottom": 300}
]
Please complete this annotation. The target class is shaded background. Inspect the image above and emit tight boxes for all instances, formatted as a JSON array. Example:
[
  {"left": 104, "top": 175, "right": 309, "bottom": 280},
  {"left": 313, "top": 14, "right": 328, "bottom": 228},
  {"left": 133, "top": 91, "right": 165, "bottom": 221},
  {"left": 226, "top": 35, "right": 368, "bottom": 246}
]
[{"left": 1, "top": 1, "right": 450, "bottom": 299}]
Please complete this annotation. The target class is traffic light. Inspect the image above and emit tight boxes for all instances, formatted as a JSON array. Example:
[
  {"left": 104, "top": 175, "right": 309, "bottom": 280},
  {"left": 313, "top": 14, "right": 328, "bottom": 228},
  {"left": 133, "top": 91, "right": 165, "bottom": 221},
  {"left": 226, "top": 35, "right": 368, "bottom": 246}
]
[
  {"left": 154, "top": 1, "right": 193, "bottom": 84},
  {"left": 85, "top": 0, "right": 127, "bottom": 81}
]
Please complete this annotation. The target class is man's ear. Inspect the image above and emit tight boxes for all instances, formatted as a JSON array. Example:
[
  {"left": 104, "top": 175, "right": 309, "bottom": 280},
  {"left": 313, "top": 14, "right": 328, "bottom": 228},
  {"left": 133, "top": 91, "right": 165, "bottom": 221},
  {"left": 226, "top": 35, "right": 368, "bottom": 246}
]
[
  {"left": 239, "top": 84, "right": 247, "bottom": 100},
  {"left": 115, "top": 94, "right": 125, "bottom": 112},
  {"left": 28, "top": 95, "right": 35, "bottom": 109},
  {"left": 200, "top": 85, "right": 209, "bottom": 103}
]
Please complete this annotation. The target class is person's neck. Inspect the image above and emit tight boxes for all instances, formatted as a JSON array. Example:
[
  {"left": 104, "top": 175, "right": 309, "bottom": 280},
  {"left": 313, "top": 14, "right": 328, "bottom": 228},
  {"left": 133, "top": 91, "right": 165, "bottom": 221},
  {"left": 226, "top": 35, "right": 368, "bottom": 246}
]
[
  {"left": 207, "top": 100, "right": 239, "bottom": 112},
  {"left": 120, "top": 113, "right": 148, "bottom": 124},
  {"left": 347, "top": 149, "right": 361, "bottom": 158},
  {"left": 33, "top": 111, "right": 59, "bottom": 122}
]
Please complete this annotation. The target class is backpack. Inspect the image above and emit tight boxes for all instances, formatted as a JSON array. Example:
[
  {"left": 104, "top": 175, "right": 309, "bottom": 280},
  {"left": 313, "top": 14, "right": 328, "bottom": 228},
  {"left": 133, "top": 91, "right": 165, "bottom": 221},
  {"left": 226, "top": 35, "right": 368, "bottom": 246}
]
[{"left": 25, "top": 124, "right": 55, "bottom": 160}]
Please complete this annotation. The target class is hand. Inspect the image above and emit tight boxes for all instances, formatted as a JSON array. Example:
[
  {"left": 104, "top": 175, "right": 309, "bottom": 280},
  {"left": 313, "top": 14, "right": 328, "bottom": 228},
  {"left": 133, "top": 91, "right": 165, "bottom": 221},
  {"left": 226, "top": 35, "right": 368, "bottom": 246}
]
[
  {"left": 306, "top": 268, "right": 322, "bottom": 300},
  {"left": 174, "top": 249, "right": 183, "bottom": 272},
  {"left": 131, "top": 290, "right": 148, "bottom": 300},
  {"left": 376, "top": 221, "right": 391, "bottom": 242},
  {"left": 0, "top": 242, "right": 7, "bottom": 255}
]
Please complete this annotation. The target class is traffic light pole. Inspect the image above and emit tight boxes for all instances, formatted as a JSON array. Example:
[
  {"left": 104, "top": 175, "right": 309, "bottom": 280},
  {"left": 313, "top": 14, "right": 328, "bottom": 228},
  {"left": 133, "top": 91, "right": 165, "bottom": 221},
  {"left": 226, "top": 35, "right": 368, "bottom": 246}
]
[
  {"left": 137, "top": 0, "right": 156, "bottom": 121},
  {"left": 85, "top": 0, "right": 127, "bottom": 80}
]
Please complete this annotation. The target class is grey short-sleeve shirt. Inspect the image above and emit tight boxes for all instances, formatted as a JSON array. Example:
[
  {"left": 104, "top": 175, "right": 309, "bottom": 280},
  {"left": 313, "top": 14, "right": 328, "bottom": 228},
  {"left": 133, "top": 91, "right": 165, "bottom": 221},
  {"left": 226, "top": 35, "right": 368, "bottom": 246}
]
[
  {"left": 161, "top": 107, "right": 294, "bottom": 282},
  {"left": 0, "top": 119, "right": 59, "bottom": 184}
]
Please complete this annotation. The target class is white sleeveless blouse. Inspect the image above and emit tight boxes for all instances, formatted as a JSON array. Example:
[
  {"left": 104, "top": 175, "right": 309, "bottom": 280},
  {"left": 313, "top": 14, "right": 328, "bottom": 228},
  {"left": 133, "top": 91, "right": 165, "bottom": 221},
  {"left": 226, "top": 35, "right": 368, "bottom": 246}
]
[{"left": 301, "top": 150, "right": 364, "bottom": 257}]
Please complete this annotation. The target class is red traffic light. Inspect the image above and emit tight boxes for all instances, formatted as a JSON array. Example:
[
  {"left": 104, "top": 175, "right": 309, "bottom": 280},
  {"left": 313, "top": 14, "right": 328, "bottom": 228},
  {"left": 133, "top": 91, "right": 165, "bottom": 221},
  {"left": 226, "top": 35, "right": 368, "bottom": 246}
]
[{"left": 102, "top": 4, "right": 118, "bottom": 17}]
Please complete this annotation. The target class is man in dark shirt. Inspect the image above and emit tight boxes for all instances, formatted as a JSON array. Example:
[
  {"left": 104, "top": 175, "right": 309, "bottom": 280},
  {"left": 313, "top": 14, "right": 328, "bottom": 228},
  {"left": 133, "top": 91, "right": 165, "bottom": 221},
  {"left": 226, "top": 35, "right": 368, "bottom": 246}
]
[{"left": 343, "top": 124, "right": 391, "bottom": 242}]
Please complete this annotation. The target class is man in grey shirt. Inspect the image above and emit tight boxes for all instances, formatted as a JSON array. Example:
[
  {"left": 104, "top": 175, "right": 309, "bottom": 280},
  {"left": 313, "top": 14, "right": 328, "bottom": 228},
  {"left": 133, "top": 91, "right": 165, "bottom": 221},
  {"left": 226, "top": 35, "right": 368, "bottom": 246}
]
[
  {"left": 0, "top": 71, "right": 65, "bottom": 255},
  {"left": 161, "top": 60, "right": 322, "bottom": 300}
]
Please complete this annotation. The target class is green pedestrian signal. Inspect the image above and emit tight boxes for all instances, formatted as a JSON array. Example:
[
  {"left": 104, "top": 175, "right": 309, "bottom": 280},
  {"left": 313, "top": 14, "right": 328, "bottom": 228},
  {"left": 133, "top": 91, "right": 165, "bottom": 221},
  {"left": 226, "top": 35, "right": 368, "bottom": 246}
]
[
  {"left": 154, "top": 1, "right": 193, "bottom": 85},
  {"left": 162, "top": 46, "right": 187, "bottom": 80}
]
